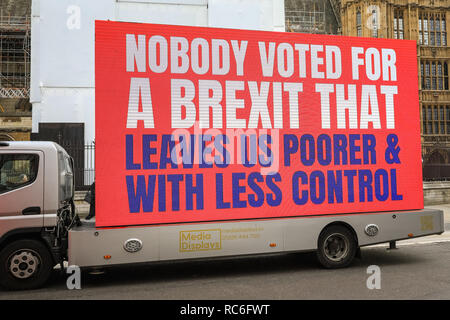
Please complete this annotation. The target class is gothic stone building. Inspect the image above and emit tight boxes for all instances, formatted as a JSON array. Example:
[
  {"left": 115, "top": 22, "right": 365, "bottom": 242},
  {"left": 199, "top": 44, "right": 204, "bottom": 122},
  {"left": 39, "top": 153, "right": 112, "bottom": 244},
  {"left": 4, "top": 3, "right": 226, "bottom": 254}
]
[{"left": 340, "top": 0, "right": 449, "bottom": 180}]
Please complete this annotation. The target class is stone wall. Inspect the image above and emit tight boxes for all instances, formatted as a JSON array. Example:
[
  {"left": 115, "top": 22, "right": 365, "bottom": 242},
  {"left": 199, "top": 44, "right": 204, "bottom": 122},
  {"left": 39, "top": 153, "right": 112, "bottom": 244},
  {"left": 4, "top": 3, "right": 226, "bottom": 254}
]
[
  {"left": 423, "top": 181, "right": 450, "bottom": 205},
  {"left": 0, "top": 114, "right": 31, "bottom": 141}
]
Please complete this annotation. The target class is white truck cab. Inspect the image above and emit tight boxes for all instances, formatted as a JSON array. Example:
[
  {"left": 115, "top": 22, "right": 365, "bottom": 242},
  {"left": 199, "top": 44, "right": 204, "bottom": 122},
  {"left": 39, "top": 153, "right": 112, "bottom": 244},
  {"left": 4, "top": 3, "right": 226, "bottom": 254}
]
[{"left": 0, "top": 141, "right": 76, "bottom": 290}]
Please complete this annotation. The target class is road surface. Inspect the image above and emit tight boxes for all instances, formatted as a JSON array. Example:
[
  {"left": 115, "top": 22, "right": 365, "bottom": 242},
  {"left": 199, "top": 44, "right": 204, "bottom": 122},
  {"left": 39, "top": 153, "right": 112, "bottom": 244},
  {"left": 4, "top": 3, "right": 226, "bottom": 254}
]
[{"left": 1, "top": 233, "right": 450, "bottom": 300}]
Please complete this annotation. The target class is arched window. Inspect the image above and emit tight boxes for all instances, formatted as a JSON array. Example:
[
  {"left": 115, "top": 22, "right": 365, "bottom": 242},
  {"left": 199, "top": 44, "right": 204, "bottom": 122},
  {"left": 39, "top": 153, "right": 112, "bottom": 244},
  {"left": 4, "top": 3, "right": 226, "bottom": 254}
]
[
  {"left": 420, "top": 61, "right": 449, "bottom": 90},
  {"left": 418, "top": 12, "right": 447, "bottom": 46},
  {"left": 394, "top": 9, "right": 404, "bottom": 39},
  {"left": 427, "top": 150, "right": 445, "bottom": 164},
  {"left": 371, "top": 9, "right": 378, "bottom": 38},
  {"left": 356, "top": 9, "right": 362, "bottom": 37}
]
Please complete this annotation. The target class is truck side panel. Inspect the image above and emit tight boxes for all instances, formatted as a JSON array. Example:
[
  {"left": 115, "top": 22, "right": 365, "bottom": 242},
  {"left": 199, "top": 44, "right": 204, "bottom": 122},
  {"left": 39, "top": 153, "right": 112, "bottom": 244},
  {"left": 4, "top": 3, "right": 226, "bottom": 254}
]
[{"left": 68, "top": 209, "right": 444, "bottom": 268}]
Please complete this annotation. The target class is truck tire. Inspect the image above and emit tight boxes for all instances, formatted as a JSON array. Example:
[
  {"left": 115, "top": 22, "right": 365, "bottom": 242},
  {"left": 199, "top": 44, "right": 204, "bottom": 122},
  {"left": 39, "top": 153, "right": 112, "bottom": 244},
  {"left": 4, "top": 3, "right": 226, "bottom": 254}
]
[
  {"left": 0, "top": 239, "right": 54, "bottom": 290},
  {"left": 316, "top": 225, "right": 357, "bottom": 269}
]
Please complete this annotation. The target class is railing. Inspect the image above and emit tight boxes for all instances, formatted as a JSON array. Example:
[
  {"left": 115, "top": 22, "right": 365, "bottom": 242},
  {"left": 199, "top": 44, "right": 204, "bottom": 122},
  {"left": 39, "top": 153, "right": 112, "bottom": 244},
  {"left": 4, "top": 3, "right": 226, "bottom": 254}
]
[
  {"left": 0, "top": 87, "right": 29, "bottom": 98},
  {"left": 422, "top": 143, "right": 450, "bottom": 181},
  {"left": 423, "top": 164, "right": 450, "bottom": 181}
]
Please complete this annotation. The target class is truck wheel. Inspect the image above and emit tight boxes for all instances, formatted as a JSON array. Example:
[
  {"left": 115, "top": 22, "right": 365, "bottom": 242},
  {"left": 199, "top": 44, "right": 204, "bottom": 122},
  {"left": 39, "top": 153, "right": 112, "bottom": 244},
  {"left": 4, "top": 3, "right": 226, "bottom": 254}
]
[
  {"left": 0, "top": 239, "right": 54, "bottom": 290},
  {"left": 316, "top": 225, "right": 357, "bottom": 269}
]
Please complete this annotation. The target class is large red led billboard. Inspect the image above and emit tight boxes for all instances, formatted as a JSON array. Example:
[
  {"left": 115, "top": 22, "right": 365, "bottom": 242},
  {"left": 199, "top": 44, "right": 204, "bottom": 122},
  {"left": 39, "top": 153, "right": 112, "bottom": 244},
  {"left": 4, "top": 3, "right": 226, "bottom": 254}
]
[{"left": 95, "top": 20, "right": 422, "bottom": 228}]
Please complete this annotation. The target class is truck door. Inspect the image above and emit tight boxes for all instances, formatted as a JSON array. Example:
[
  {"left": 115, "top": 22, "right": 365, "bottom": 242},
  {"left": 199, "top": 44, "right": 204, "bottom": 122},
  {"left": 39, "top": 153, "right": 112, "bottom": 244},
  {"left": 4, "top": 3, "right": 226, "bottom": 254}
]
[{"left": 0, "top": 151, "right": 45, "bottom": 220}]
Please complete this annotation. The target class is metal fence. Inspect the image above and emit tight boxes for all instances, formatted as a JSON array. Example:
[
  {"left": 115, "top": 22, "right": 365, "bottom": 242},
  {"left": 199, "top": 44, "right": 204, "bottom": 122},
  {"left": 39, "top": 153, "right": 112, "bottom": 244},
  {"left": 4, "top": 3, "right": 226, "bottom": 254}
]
[
  {"left": 61, "top": 141, "right": 95, "bottom": 190},
  {"left": 422, "top": 144, "right": 450, "bottom": 181},
  {"left": 423, "top": 164, "right": 450, "bottom": 181}
]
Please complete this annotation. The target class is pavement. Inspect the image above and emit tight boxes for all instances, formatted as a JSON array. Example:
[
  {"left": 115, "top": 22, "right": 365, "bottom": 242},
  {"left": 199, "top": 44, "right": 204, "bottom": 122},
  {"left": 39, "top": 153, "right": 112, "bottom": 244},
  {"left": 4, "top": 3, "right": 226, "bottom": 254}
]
[
  {"left": 75, "top": 201, "right": 90, "bottom": 218},
  {"left": 396, "top": 203, "right": 450, "bottom": 245},
  {"left": 74, "top": 190, "right": 90, "bottom": 218},
  {"left": 426, "top": 203, "right": 450, "bottom": 227}
]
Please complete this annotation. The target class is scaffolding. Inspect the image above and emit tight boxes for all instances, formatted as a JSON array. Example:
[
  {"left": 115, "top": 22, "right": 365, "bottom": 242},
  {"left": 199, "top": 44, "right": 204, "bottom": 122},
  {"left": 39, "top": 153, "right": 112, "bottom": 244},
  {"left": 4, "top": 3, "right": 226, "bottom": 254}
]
[
  {"left": 0, "top": 9, "right": 30, "bottom": 99},
  {"left": 285, "top": 0, "right": 326, "bottom": 34},
  {"left": 328, "top": 0, "right": 341, "bottom": 31}
]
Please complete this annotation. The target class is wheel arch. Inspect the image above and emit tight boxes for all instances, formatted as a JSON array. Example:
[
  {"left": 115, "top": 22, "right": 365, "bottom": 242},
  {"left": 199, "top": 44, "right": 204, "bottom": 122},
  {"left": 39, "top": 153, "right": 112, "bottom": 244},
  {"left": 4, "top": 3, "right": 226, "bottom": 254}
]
[
  {"left": 318, "top": 221, "right": 359, "bottom": 247},
  {"left": 0, "top": 228, "right": 57, "bottom": 265}
]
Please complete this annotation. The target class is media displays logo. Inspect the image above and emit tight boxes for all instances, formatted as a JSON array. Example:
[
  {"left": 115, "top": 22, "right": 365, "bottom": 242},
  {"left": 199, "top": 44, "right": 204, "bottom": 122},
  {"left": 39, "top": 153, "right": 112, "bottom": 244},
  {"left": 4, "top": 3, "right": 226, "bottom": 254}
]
[{"left": 180, "top": 229, "right": 222, "bottom": 252}]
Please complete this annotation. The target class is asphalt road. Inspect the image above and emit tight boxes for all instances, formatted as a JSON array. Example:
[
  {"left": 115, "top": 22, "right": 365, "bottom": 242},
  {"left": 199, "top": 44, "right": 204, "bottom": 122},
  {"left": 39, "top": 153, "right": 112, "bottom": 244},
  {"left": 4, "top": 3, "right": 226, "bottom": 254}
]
[{"left": 1, "top": 238, "right": 450, "bottom": 300}]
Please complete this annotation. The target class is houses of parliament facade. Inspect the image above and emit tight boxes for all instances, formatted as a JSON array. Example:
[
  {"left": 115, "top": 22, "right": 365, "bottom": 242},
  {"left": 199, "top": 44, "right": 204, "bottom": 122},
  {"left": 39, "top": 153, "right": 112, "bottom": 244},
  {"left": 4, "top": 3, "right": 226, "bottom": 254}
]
[
  {"left": 285, "top": 0, "right": 450, "bottom": 180},
  {"left": 340, "top": 0, "right": 450, "bottom": 179}
]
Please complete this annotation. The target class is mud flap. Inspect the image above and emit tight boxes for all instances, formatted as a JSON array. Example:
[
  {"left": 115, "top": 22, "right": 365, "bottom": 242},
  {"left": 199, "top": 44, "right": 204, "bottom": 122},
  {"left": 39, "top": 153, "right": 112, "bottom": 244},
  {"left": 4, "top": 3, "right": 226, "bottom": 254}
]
[{"left": 355, "top": 247, "right": 362, "bottom": 259}]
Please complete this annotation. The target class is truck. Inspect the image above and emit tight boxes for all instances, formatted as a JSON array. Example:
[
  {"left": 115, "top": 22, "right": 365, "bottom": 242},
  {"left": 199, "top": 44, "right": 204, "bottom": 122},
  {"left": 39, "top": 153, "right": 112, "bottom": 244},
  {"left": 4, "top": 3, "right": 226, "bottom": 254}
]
[
  {"left": 0, "top": 21, "right": 445, "bottom": 290},
  {"left": 0, "top": 140, "right": 444, "bottom": 290}
]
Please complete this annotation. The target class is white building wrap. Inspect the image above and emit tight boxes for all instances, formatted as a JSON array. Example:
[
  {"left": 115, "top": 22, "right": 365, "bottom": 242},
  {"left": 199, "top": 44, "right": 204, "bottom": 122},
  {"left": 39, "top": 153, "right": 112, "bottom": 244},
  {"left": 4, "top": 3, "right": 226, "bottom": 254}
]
[{"left": 30, "top": 0, "right": 286, "bottom": 143}]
